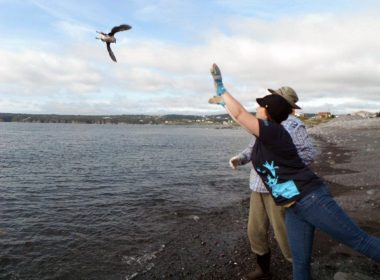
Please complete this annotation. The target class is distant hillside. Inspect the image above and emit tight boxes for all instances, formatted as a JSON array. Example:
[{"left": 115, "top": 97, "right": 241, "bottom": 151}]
[
  {"left": 2, "top": 112, "right": 367, "bottom": 126},
  {"left": 0, "top": 112, "right": 235, "bottom": 125}
]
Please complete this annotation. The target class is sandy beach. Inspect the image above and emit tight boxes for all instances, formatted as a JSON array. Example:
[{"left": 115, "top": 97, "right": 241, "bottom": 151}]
[{"left": 133, "top": 116, "right": 380, "bottom": 280}]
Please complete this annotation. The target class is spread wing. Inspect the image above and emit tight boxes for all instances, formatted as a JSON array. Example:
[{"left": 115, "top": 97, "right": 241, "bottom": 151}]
[
  {"left": 109, "top": 24, "right": 132, "bottom": 36},
  {"left": 106, "top": 42, "right": 117, "bottom": 62}
]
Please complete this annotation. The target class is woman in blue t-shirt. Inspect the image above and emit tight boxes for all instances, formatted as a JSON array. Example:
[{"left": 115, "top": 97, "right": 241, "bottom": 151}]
[{"left": 209, "top": 63, "right": 380, "bottom": 280}]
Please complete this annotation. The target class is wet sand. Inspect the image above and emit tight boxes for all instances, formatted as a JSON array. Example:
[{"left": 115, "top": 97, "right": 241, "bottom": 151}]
[{"left": 133, "top": 116, "right": 380, "bottom": 280}]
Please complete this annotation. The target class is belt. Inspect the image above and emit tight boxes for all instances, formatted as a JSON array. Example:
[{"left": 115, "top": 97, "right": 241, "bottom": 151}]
[{"left": 283, "top": 201, "right": 296, "bottom": 208}]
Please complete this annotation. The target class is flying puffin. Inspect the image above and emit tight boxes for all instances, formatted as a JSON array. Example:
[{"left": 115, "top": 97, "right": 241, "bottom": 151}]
[{"left": 96, "top": 24, "right": 132, "bottom": 62}]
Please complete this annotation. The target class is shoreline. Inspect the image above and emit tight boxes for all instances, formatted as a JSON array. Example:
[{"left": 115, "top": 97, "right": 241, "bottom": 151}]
[
  {"left": 308, "top": 117, "right": 380, "bottom": 279},
  {"left": 132, "top": 117, "right": 380, "bottom": 280}
]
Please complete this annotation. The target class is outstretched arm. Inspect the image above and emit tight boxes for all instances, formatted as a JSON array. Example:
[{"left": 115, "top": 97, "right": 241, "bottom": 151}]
[
  {"left": 223, "top": 92, "right": 260, "bottom": 136},
  {"left": 229, "top": 137, "right": 256, "bottom": 169},
  {"left": 210, "top": 63, "right": 260, "bottom": 137}
]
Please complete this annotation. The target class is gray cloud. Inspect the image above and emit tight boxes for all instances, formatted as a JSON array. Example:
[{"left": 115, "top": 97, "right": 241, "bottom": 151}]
[
  {"left": 0, "top": 48, "right": 102, "bottom": 96},
  {"left": 1, "top": 12, "right": 380, "bottom": 115}
]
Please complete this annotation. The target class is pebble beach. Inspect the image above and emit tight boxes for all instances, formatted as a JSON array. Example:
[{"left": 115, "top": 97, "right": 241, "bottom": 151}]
[{"left": 133, "top": 116, "right": 380, "bottom": 280}]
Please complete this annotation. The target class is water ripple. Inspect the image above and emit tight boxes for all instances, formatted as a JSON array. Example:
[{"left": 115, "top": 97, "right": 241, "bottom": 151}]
[{"left": 0, "top": 123, "right": 251, "bottom": 279}]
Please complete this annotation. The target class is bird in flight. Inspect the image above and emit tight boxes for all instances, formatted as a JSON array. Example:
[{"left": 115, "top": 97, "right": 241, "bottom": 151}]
[{"left": 96, "top": 24, "right": 132, "bottom": 62}]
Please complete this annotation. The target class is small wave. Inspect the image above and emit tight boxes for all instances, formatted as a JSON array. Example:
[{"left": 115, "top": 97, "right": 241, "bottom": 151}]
[
  {"left": 123, "top": 244, "right": 166, "bottom": 280},
  {"left": 186, "top": 215, "right": 200, "bottom": 221}
]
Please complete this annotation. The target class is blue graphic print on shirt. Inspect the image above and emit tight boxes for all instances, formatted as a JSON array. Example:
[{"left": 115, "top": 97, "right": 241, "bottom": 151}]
[{"left": 256, "top": 161, "right": 300, "bottom": 199}]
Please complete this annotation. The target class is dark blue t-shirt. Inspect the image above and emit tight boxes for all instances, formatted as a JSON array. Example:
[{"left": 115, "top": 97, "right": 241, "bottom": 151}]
[{"left": 252, "top": 119, "right": 323, "bottom": 205}]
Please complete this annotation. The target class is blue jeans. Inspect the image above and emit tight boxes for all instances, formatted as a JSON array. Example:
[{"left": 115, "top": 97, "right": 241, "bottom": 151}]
[{"left": 285, "top": 185, "right": 380, "bottom": 280}]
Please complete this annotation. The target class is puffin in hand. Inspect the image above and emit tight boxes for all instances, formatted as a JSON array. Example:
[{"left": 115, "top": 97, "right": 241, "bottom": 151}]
[{"left": 96, "top": 24, "right": 132, "bottom": 62}]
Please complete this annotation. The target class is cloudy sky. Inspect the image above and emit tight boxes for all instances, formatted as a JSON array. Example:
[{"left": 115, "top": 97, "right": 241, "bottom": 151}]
[{"left": 1, "top": 0, "right": 379, "bottom": 115}]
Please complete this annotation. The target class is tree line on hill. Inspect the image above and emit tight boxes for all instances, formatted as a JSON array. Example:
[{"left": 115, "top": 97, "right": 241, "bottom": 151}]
[
  {"left": 1, "top": 112, "right": 356, "bottom": 125},
  {"left": 0, "top": 113, "right": 233, "bottom": 125}
]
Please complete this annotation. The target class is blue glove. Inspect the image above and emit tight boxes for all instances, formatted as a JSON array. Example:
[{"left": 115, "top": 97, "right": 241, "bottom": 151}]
[{"left": 210, "top": 63, "right": 226, "bottom": 96}]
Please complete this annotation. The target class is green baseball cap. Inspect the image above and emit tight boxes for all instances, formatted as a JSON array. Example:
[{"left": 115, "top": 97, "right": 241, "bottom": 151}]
[{"left": 268, "top": 86, "right": 301, "bottom": 109}]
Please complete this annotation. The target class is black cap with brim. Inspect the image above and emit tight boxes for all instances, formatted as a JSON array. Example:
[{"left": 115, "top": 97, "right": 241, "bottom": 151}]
[
  {"left": 256, "top": 94, "right": 293, "bottom": 123},
  {"left": 256, "top": 97, "right": 267, "bottom": 108}
]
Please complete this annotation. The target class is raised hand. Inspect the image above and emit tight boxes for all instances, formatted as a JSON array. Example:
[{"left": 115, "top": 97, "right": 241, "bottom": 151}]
[{"left": 210, "top": 63, "right": 226, "bottom": 96}]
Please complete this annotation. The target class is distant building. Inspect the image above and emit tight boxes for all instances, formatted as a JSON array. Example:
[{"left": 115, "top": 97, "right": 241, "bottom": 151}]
[{"left": 317, "top": 112, "right": 332, "bottom": 119}]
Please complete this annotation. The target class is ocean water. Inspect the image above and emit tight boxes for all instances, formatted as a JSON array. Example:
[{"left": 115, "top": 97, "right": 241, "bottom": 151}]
[{"left": 0, "top": 123, "right": 252, "bottom": 280}]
